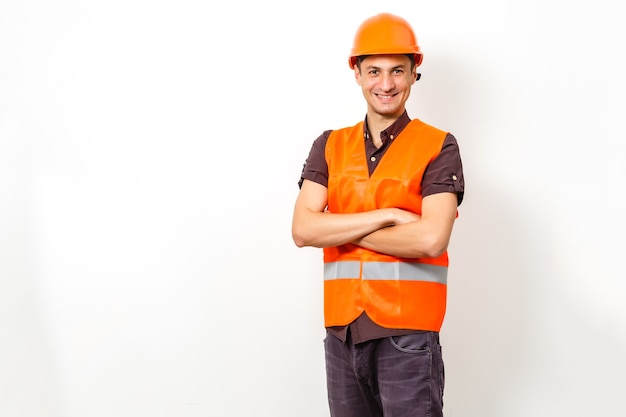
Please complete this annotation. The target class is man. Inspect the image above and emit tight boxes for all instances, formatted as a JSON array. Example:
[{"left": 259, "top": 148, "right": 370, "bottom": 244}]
[{"left": 291, "top": 12, "right": 465, "bottom": 417}]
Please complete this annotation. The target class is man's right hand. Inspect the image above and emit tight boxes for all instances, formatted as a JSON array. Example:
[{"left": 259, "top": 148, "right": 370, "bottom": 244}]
[{"left": 390, "top": 208, "right": 421, "bottom": 226}]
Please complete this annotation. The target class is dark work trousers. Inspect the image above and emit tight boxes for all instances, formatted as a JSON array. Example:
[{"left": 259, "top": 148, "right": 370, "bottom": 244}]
[{"left": 324, "top": 330, "right": 445, "bottom": 417}]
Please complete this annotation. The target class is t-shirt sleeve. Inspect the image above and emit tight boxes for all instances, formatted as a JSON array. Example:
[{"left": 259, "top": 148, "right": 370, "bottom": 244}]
[
  {"left": 298, "top": 130, "right": 332, "bottom": 189},
  {"left": 421, "top": 133, "right": 465, "bottom": 206}
]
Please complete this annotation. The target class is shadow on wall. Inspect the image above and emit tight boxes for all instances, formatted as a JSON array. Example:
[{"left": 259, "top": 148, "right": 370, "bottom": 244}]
[
  {"left": 441, "top": 179, "right": 626, "bottom": 417},
  {"left": 0, "top": 221, "right": 64, "bottom": 416},
  {"left": 441, "top": 179, "right": 529, "bottom": 417}
]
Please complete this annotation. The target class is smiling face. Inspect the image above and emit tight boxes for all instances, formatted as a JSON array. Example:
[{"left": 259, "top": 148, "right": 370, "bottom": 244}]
[{"left": 355, "top": 54, "right": 417, "bottom": 121}]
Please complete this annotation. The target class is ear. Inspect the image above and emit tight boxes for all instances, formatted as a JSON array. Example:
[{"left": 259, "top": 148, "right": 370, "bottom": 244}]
[{"left": 354, "top": 67, "right": 363, "bottom": 86}]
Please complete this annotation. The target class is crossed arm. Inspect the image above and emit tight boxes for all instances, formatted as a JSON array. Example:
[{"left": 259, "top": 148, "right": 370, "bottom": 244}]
[{"left": 291, "top": 179, "right": 458, "bottom": 258}]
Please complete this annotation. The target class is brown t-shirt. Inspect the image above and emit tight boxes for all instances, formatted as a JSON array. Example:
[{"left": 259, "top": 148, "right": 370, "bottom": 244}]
[{"left": 298, "top": 111, "right": 465, "bottom": 343}]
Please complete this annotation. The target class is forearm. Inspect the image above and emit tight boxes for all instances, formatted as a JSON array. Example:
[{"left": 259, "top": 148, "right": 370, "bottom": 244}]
[
  {"left": 292, "top": 208, "right": 396, "bottom": 248},
  {"left": 353, "top": 220, "right": 453, "bottom": 258},
  {"left": 353, "top": 193, "right": 458, "bottom": 258}
]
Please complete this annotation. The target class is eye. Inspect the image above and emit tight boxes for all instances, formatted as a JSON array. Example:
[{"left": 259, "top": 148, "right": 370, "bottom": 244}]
[
  {"left": 368, "top": 69, "right": 379, "bottom": 75},
  {"left": 393, "top": 68, "right": 404, "bottom": 74}
]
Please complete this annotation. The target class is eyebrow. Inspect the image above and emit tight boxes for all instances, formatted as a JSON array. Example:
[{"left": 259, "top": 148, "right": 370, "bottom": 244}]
[{"left": 365, "top": 64, "right": 407, "bottom": 71}]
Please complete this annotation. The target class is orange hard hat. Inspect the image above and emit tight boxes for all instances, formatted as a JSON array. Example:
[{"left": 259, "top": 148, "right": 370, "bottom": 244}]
[{"left": 348, "top": 13, "right": 423, "bottom": 69}]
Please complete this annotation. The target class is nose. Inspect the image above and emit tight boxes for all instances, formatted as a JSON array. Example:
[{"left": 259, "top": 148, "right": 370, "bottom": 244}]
[{"left": 379, "top": 73, "right": 395, "bottom": 92}]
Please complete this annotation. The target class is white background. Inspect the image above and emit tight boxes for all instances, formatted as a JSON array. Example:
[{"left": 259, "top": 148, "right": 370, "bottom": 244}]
[{"left": 1, "top": 0, "right": 625, "bottom": 416}]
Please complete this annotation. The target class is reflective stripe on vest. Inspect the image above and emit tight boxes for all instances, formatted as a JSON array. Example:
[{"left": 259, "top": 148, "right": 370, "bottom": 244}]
[{"left": 324, "top": 261, "right": 447, "bottom": 285}]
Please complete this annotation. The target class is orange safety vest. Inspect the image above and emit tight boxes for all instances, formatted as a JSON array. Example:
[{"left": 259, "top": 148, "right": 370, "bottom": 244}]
[{"left": 324, "top": 119, "right": 450, "bottom": 332}]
